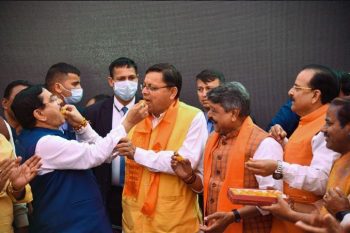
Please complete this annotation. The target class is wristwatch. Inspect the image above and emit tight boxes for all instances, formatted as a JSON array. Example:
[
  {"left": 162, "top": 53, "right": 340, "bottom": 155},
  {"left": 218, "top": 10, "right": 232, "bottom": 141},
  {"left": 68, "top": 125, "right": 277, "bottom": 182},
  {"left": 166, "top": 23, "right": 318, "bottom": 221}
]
[
  {"left": 232, "top": 209, "right": 241, "bottom": 223},
  {"left": 272, "top": 160, "right": 283, "bottom": 180}
]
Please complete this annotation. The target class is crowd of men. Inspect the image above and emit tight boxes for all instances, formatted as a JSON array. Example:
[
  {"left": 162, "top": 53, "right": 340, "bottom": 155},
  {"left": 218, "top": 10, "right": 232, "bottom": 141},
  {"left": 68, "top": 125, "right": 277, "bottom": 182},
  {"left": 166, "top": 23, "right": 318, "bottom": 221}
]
[{"left": 1, "top": 57, "right": 350, "bottom": 233}]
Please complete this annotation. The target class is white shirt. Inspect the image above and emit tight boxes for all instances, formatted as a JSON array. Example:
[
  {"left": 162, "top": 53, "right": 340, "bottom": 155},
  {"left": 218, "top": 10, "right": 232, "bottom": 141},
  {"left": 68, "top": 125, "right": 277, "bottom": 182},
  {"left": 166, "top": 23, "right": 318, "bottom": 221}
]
[
  {"left": 35, "top": 124, "right": 127, "bottom": 175},
  {"left": 111, "top": 97, "right": 135, "bottom": 186},
  {"left": 133, "top": 111, "right": 208, "bottom": 181},
  {"left": 282, "top": 132, "right": 340, "bottom": 195},
  {"left": 253, "top": 137, "right": 284, "bottom": 191},
  {"left": 253, "top": 137, "right": 284, "bottom": 215}
]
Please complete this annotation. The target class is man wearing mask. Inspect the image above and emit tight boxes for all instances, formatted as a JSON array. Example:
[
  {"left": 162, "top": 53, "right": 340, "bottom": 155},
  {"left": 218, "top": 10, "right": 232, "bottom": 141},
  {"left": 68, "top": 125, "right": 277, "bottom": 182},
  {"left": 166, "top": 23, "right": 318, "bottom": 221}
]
[
  {"left": 44, "top": 62, "right": 83, "bottom": 140},
  {"left": 84, "top": 57, "right": 140, "bottom": 233}
]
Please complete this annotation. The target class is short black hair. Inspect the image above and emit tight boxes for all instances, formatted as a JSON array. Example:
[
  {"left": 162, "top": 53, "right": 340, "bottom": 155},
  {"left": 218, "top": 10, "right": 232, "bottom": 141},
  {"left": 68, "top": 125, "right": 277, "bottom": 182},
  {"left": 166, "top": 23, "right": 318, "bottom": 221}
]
[
  {"left": 145, "top": 63, "right": 182, "bottom": 99},
  {"left": 3, "top": 80, "right": 32, "bottom": 99},
  {"left": 195, "top": 69, "right": 225, "bottom": 83},
  {"left": 330, "top": 96, "right": 350, "bottom": 128},
  {"left": 207, "top": 81, "right": 250, "bottom": 117},
  {"left": 109, "top": 57, "right": 138, "bottom": 77},
  {"left": 45, "top": 62, "right": 80, "bottom": 90},
  {"left": 339, "top": 72, "right": 350, "bottom": 96},
  {"left": 11, "top": 85, "right": 45, "bottom": 129},
  {"left": 302, "top": 64, "right": 339, "bottom": 104}
]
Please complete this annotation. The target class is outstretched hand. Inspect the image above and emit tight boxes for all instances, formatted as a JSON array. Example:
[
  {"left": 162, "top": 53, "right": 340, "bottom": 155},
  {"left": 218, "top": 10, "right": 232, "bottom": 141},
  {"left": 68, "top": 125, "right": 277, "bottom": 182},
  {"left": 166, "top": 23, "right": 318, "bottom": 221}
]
[
  {"left": 323, "top": 187, "right": 350, "bottom": 215},
  {"left": 0, "top": 158, "right": 17, "bottom": 191},
  {"left": 245, "top": 159, "right": 277, "bottom": 176},
  {"left": 10, "top": 155, "right": 42, "bottom": 191},
  {"left": 122, "top": 101, "right": 149, "bottom": 132},
  {"left": 295, "top": 213, "right": 345, "bottom": 233},
  {"left": 170, "top": 154, "right": 193, "bottom": 180},
  {"left": 269, "top": 124, "right": 287, "bottom": 145},
  {"left": 200, "top": 212, "right": 234, "bottom": 233}
]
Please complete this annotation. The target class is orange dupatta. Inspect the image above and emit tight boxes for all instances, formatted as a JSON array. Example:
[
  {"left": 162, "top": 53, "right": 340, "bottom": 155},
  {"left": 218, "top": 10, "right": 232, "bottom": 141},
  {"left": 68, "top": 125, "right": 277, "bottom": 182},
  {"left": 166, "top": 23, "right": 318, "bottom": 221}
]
[
  {"left": 203, "top": 116, "right": 255, "bottom": 233},
  {"left": 123, "top": 100, "right": 179, "bottom": 216}
]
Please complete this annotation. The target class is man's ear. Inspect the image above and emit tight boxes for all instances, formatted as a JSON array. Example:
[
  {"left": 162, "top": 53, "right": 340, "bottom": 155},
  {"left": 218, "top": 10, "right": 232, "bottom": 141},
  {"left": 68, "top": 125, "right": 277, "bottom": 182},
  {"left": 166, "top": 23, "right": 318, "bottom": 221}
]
[
  {"left": 107, "top": 77, "right": 114, "bottom": 88},
  {"left": 231, "top": 109, "right": 240, "bottom": 122},
  {"left": 170, "top": 87, "right": 178, "bottom": 100},
  {"left": 311, "top": 89, "right": 322, "bottom": 104},
  {"left": 2, "top": 98, "right": 9, "bottom": 110},
  {"left": 33, "top": 109, "right": 47, "bottom": 122},
  {"left": 345, "top": 123, "right": 350, "bottom": 137},
  {"left": 54, "top": 83, "right": 63, "bottom": 94}
]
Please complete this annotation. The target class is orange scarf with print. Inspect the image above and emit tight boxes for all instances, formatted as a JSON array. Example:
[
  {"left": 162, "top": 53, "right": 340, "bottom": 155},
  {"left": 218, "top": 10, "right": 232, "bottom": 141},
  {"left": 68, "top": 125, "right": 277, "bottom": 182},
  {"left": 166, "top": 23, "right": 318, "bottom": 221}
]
[{"left": 123, "top": 100, "right": 179, "bottom": 216}]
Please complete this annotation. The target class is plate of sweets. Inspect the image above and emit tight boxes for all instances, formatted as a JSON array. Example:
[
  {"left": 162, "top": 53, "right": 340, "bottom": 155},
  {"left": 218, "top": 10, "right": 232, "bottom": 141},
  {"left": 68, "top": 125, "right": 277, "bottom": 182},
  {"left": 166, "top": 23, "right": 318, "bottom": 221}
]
[{"left": 227, "top": 188, "right": 286, "bottom": 206}]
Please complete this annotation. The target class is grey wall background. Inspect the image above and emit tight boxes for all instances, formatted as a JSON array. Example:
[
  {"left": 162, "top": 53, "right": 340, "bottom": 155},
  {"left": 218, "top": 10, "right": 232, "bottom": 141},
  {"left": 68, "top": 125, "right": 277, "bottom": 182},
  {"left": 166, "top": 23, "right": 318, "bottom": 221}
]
[{"left": 1, "top": 1, "right": 349, "bottom": 129}]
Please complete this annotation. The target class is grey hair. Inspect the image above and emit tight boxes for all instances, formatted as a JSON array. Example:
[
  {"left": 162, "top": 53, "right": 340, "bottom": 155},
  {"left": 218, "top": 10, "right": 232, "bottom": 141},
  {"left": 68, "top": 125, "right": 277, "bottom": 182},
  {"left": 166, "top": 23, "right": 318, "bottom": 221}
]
[{"left": 207, "top": 81, "right": 250, "bottom": 117}]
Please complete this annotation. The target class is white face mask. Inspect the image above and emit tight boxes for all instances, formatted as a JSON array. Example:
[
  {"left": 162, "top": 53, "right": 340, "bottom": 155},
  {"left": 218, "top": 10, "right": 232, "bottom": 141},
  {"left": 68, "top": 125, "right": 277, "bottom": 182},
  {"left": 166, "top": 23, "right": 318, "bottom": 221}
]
[
  {"left": 61, "top": 85, "right": 83, "bottom": 104},
  {"left": 113, "top": 80, "right": 138, "bottom": 101}
]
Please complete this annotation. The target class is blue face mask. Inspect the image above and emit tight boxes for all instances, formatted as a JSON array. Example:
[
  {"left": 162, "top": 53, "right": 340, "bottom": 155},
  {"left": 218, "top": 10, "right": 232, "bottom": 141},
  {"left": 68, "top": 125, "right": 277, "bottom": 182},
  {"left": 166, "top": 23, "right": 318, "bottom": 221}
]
[
  {"left": 63, "top": 88, "right": 83, "bottom": 104},
  {"left": 113, "top": 80, "right": 138, "bottom": 101}
]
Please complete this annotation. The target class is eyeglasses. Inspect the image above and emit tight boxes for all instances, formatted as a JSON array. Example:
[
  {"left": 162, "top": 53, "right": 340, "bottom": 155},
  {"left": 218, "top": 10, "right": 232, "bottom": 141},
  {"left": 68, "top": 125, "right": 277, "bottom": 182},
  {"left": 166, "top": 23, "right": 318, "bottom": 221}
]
[
  {"left": 43, "top": 95, "right": 59, "bottom": 105},
  {"left": 291, "top": 85, "right": 313, "bottom": 91},
  {"left": 141, "top": 83, "right": 172, "bottom": 92}
]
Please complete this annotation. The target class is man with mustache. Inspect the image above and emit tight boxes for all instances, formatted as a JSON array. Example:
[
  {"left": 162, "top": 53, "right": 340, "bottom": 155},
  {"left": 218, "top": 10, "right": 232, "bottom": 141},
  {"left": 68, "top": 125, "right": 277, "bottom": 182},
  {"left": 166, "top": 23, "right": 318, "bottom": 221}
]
[
  {"left": 246, "top": 64, "right": 340, "bottom": 233},
  {"left": 199, "top": 82, "right": 283, "bottom": 233}
]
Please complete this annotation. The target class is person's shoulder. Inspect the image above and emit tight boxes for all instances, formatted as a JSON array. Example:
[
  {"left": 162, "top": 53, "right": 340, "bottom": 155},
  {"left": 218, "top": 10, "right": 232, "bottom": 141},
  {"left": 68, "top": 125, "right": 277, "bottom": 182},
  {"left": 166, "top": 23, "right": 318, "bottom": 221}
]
[
  {"left": 0, "top": 116, "right": 10, "bottom": 140},
  {"left": 179, "top": 101, "right": 201, "bottom": 113}
]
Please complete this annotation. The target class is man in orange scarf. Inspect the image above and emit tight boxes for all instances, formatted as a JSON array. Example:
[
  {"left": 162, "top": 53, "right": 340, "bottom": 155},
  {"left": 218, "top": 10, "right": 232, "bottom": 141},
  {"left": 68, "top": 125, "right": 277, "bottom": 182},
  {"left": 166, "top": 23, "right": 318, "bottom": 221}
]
[
  {"left": 245, "top": 64, "right": 340, "bottom": 233},
  {"left": 116, "top": 63, "right": 208, "bottom": 233},
  {"left": 200, "top": 82, "right": 283, "bottom": 233},
  {"left": 250, "top": 97, "right": 350, "bottom": 233}
]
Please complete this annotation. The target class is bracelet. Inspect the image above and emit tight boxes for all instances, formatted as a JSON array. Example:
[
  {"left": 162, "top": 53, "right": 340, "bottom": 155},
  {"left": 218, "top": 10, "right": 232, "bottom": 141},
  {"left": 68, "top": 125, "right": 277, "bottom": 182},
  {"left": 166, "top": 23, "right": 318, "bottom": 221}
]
[
  {"left": 73, "top": 118, "right": 89, "bottom": 131},
  {"left": 183, "top": 171, "right": 197, "bottom": 185}
]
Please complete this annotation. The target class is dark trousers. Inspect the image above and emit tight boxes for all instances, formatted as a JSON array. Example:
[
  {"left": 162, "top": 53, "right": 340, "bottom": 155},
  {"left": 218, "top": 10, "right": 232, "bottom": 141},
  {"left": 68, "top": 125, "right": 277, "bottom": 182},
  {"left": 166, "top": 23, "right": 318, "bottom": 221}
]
[{"left": 107, "top": 186, "right": 123, "bottom": 232}]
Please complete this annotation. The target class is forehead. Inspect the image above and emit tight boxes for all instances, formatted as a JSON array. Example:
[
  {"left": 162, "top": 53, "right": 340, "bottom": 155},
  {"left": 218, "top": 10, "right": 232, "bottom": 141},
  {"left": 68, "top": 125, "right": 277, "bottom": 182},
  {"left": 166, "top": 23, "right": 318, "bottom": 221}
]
[
  {"left": 197, "top": 79, "right": 220, "bottom": 87},
  {"left": 295, "top": 69, "right": 315, "bottom": 86},
  {"left": 144, "top": 71, "right": 164, "bottom": 84},
  {"left": 61, "top": 73, "right": 80, "bottom": 84},
  {"left": 9, "top": 85, "right": 28, "bottom": 99},
  {"left": 208, "top": 100, "right": 224, "bottom": 110},
  {"left": 327, "top": 105, "right": 339, "bottom": 120},
  {"left": 112, "top": 66, "right": 137, "bottom": 77}
]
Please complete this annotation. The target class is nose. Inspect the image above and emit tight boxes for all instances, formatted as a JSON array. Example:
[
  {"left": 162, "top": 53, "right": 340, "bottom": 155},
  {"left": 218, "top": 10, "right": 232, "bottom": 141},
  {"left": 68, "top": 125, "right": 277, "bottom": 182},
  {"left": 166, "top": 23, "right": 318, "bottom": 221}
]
[
  {"left": 201, "top": 89, "right": 209, "bottom": 98},
  {"left": 142, "top": 87, "right": 149, "bottom": 96},
  {"left": 288, "top": 88, "right": 293, "bottom": 97},
  {"left": 207, "top": 110, "right": 212, "bottom": 118}
]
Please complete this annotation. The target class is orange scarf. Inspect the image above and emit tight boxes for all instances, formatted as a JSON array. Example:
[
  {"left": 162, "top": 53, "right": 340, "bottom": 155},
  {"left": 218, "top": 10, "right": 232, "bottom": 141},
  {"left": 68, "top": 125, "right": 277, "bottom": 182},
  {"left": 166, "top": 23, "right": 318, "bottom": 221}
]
[
  {"left": 203, "top": 116, "right": 255, "bottom": 233},
  {"left": 123, "top": 100, "right": 179, "bottom": 216}
]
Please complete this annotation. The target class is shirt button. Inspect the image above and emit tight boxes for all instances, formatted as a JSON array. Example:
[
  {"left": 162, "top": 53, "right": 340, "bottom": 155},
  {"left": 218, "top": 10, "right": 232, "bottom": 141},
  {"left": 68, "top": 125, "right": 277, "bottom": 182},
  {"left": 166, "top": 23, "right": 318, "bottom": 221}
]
[
  {"left": 222, "top": 141, "right": 227, "bottom": 145},
  {"left": 212, "top": 183, "right": 217, "bottom": 188},
  {"left": 210, "top": 198, "right": 215, "bottom": 204},
  {"left": 216, "top": 170, "right": 221, "bottom": 175},
  {"left": 217, "top": 156, "right": 222, "bottom": 160}
]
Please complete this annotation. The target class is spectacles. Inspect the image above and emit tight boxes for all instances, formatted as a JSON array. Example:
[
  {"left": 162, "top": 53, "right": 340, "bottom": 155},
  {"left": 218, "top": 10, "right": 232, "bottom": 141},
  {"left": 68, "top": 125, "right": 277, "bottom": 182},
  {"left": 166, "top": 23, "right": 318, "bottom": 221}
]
[
  {"left": 43, "top": 95, "right": 59, "bottom": 105},
  {"left": 141, "top": 83, "right": 172, "bottom": 92},
  {"left": 291, "top": 85, "right": 313, "bottom": 91}
]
